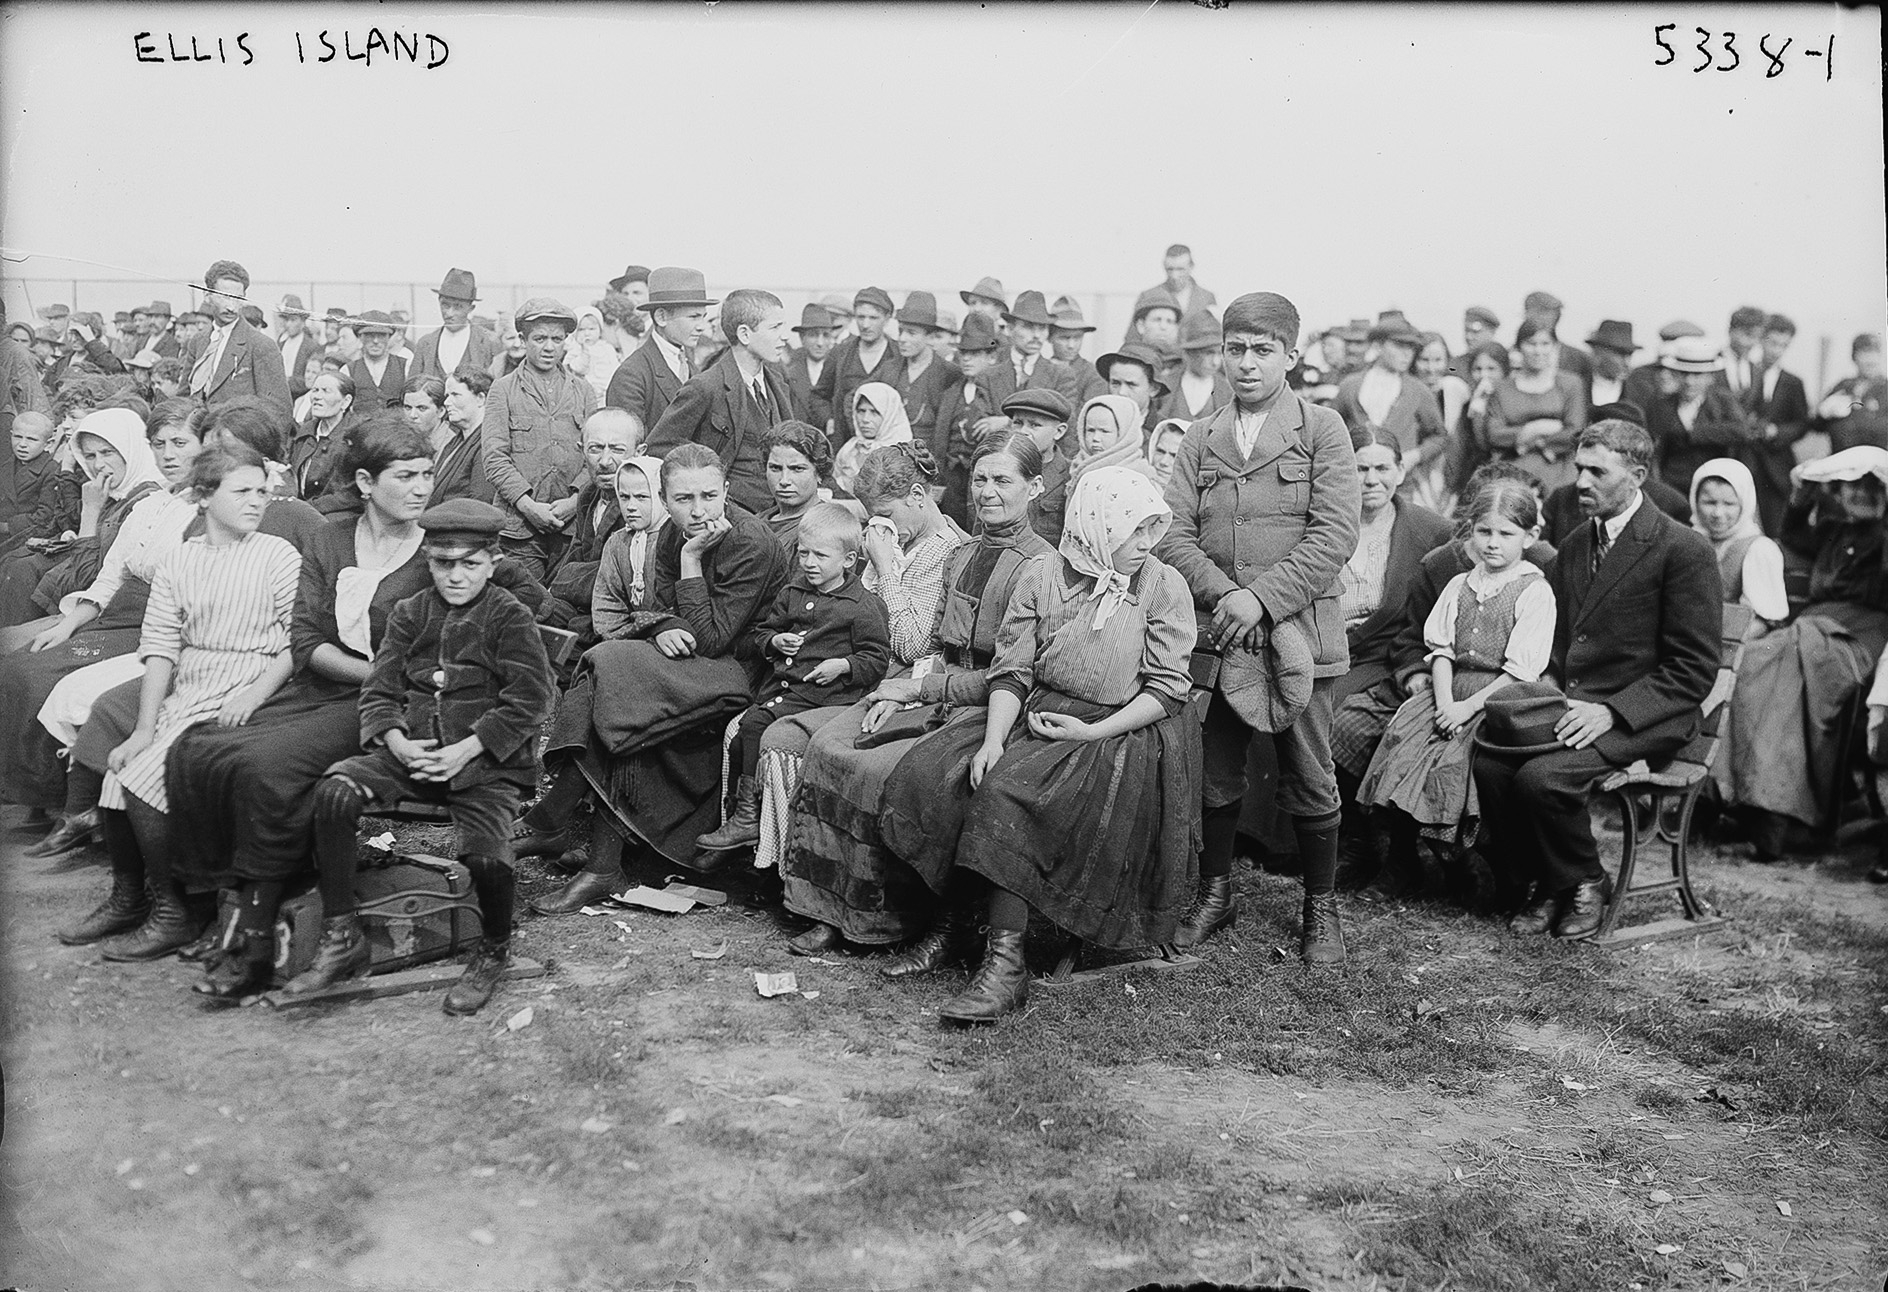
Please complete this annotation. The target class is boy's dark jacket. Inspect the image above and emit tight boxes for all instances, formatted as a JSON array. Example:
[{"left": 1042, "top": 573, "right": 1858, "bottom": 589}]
[
  {"left": 359, "top": 581, "right": 555, "bottom": 789},
  {"left": 740, "top": 569, "right": 892, "bottom": 702}
]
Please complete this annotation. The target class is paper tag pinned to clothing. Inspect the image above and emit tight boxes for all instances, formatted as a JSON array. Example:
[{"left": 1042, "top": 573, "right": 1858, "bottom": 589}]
[
  {"left": 753, "top": 971, "right": 799, "bottom": 998},
  {"left": 365, "top": 832, "right": 397, "bottom": 853}
]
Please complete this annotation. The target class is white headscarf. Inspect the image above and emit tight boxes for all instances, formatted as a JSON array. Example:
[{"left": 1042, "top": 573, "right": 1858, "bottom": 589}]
[
  {"left": 1058, "top": 465, "right": 1172, "bottom": 628},
  {"left": 1071, "top": 394, "right": 1153, "bottom": 486},
  {"left": 1688, "top": 457, "right": 1764, "bottom": 551},
  {"left": 834, "top": 382, "right": 913, "bottom": 493},
  {"left": 618, "top": 454, "right": 670, "bottom": 605},
  {"left": 73, "top": 408, "right": 167, "bottom": 501}
]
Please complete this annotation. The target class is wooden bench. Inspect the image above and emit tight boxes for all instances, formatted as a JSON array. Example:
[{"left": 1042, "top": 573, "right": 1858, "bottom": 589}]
[{"left": 1578, "top": 603, "right": 1753, "bottom": 946}]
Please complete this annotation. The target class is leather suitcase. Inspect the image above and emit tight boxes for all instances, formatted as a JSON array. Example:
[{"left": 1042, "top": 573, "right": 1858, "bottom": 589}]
[{"left": 271, "top": 852, "right": 484, "bottom": 985}]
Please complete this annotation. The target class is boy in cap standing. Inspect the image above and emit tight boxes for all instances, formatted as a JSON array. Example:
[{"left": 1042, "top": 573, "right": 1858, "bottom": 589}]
[
  {"left": 605, "top": 267, "right": 716, "bottom": 432},
  {"left": 1156, "top": 291, "right": 1361, "bottom": 965},
  {"left": 483, "top": 298, "right": 597, "bottom": 579},
  {"left": 296, "top": 498, "right": 555, "bottom": 1014},
  {"left": 811, "top": 286, "right": 902, "bottom": 445}
]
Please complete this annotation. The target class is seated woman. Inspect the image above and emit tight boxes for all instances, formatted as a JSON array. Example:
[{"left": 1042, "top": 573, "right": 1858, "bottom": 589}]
[
  {"left": 1414, "top": 332, "right": 1471, "bottom": 511},
  {"left": 1716, "top": 448, "right": 1887, "bottom": 857},
  {"left": 527, "top": 445, "right": 790, "bottom": 911},
  {"left": 1690, "top": 457, "right": 1788, "bottom": 632},
  {"left": 1448, "top": 341, "right": 1511, "bottom": 495},
  {"left": 290, "top": 369, "right": 359, "bottom": 509},
  {"left": 712, "top": 441, "right": 968, "bottom": 885},
  {"left": 1146, "top": 417, "right": 1189, "bottom": 486},
  {"left": 776, "top": 431, "right": 1051, "bottom": 960},
  {"left": 832, "top": 383, "right": 912, "bottom": 497},
  {"left": 878, "top": 466, "right": 1199, "bottom": 1023},
  {"left": 1070, "top": 394, "right": 1159, "bottom": 488},
  {"left": 1479, "top": 321, "right": 1586, "bottom": 492},
  {"left": 65, "top": 444, "right": 301, "bottom": 992},
  {"left": 757, "top": 421, "right": 837, "bottom": 553}
]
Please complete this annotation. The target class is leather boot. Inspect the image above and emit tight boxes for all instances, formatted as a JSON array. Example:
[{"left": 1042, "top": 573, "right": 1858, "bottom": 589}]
[
  {"left": 1552, "top": 877, "right": 1612, "bottom": 939},
  {"left": 178, "top": 889, "right": 240, "bottom": 962},
  {"left": 57, "top": 867, "right": 150, "bottom": 946},
  {"left": 1300, "top": 892, "right": 1347, "bottom": 966},
  {"left": 788, "top": 922, "right": 841, "bottom": 956},
  {"left": 1507, "top": 887, "right": 1563, "bottom": 936},
  {"left": 1171, "top": 875, "right": 1238, "bottom": 949},
  {"left": 99, "top": 884, "right": 199, "bottom": 962},
  {"left": 509, "top": 822, "right": 573, "bottom": 860},
  {"left": 696, "top": 776, "right": 762, "bottom": 854},
  {"left": 938, "top": 929, "right": 1028, "bottom": 1024},
  {"left": 25, "top": 808, "right": 101, "bottom": 858},
  {"left": 281, "top": 913, "right": 371, "bottom": 994},
  {"left": 879, "top": 906, "right": 966, "bottom": 979},
  {"left": 443, "top": 939, "right": 508, "bottom": 1016},
  {"left": 529, "top": 865, "right": 626, "bottom": 916},
  {"left": 194, "top": 929, "right": 275, "bottom": 1003}
]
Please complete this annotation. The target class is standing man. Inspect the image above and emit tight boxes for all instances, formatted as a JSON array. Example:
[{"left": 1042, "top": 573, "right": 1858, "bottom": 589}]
[
  {"left": 1048, "top": 296, "right": 1106, "bottom": 405},
  {"left": 958, "top": 276, "right": 1009, "bottom": 339},
  {"left": 1624, "top": 320, "right": 1704, "bottom": 412},
  {"left": 605, "top": 266, "right": 715, "bottom": 432},
  {"left": 1520, "top": 290, "right": 1592, "bottom": 383},
  {"left": 935, "top": 312, "right": 1003, "bottom": 527},
  {"left": 429, "top": 370, "right": 495, "bottom": 508},
  {"left": 890, "top": 291, "right": 961, "bottom": 455},
  {"left": 1718, "top": 306, "right": 1768, "bottom": 411},
  {"left": 811, "top": 286, "right": 901, "bottom": 446},
  {"left": 1474, "top": 421, "right": 1721, "bottom": 938},
  {"left": 1119, "top": 245, "right": 1216, "bottom": 346},
  {"left": 274, "top": 294, "right": 320, "bottom": 401},
  {"left": 346, "top": 311, "right": 408, "bottom": 413},
  {"left": 648, "top": 289, "right": 794, "bottom": 515},
  {"left": 483, "top": 298, "right": 597, "bottom": 579},
  {"left": 1744, "top": 314, "right": 1811, "bottom": 534},
  {"left": 1582, "top": 320, "right": 1640, "bottom": 409},
  {"left": 784, "top": 303, "right": 837, "bottom": 429},
  {"left": 1156, "top": 291, "right": 1360, "bottom": 965},
  {"left": 974, "top": 290, "right": 1080, "bottom": 433},
  {"left": 0, "top": 300, "right": 51, "bottom": 437},
  {"left": 1647, "top": 337, "right": 1753, "bottom": 493},
  {"left": 412, "top": 268, "right": 502, "bottom": 383},
  {"left": 182, "top": 259, "right": 291, "bottom": 420},
  {"left": 1158, "top": 311, "right": 1234, "bottom": 423}
]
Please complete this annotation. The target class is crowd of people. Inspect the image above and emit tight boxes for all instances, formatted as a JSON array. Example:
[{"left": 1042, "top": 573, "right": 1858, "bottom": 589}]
[{"left": 1, "top": 247, "right": 1884, "bottom": 1022}]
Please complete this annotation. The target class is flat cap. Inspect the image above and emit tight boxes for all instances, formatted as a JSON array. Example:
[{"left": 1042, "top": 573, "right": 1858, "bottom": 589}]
[
  {"left": 1523, "top": 290, "right": 1563, "bottom": 313},
  {"left": 1658, "top": 319, "right": 1706, "bottom": 341},
  {"left": 1000, "top": 387, "right": 1073, "bottom": 422},
  {"left": 853, "top": 286, "right": 895, "bottom": 316},
  {"left": 419, "top": 498, "right": 509, "bottom": 548},
  {"left": 1464, "top": 305, "right": 1500, "bottom": 328}
]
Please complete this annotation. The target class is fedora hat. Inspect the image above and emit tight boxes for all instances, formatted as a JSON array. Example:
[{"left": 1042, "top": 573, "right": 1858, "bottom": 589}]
[
  {"left": 1218, "top": 620, "right": 1315, "bottom": 734},
  {"left": 146, "top": 300, "right": 173, "bottom": 318},
  {"left": 608, "top": 264, "right": 651, "bottom": 292},
  {"left": 274, "top": 293, "right": 310, "bottom": 318},
  {"left": 1369, "top": 317, "right": 1423, "bottom": 346},
  {"left": 793, "top": 303, "right": 835, "bottom": 334},
  {"left": 1472, "top": 680, "right": 1569, "bottom": 757},
  {"left": 1130, "top": 287, "right": 1182, "bottom": 323},
  {"left": 1049, "top": 295, "right": 1096, "bottom": 334},
  {"left": 1096, "top": 342, "right": 1172, "bottom": 399},
  {"left": 1585, "top": 320, "right": 1640, "bottom": 354},
  {"left": 1661, "top": 337, "right": 1724, "bottom": 374},
  {"left": 1002, "top": 290, "right": 1054, "bottom": 328},
  {"left": 1336, "top": 317, "right": 1371, "bottom": 341},
  {"left": 432, "top": 268, "right": 479, "bottom": 302},
  {"left": 894, "top": 291, "right": 941, "bottom": 330},
  {"left": 1179, "top": 310, "right": 1223, "bottom": 351},
  {"left": 639, "top": 267, "right": 717, "bottom": 313},
  {"left": 956, "top": 312, "right": 998, "bottom": 353},
  {"left": 960, "top": 276, "right": 1009, "bottom": 311},
  {"left": 353, "top": 309, "right": 396, "bottom": 335}
]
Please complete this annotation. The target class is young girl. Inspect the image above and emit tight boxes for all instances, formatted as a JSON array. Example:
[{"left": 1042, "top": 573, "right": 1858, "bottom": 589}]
[
  {"left": 832, "top": 382, "right": 912, "bottom": 496},
  {"left": 87, "top": 444, "right": 301, "bottom": 997},
  {"left": 1357, "top": 478, "right": 1555, "bottom": 846},
  {"left": 758, "top": 421, "right": 837, "bottom": 551},
  {"left": 591, "top": 454, "right": 670, "bottom": 637},
  {"left": 1689, "top": 457, "right": 1788, "bottom": 633},
  {"left": 1070, "top": 394, "right": 1158, "bottom": 487}
]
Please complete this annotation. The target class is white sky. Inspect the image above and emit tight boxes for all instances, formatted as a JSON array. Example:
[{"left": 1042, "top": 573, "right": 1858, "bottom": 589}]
[{"left": 2, "top": 2, "right": 1883, "bottom": 384}]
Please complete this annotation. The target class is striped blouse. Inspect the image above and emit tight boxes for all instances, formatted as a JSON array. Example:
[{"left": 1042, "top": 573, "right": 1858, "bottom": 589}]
[{"left": 863, "top": 518, "right": 971, "bottom": 665}]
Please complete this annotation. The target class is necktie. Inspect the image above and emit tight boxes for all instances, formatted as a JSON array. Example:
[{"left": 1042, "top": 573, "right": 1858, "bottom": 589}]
[
  {"left": 1015, "top": 359, "right": 1027, "bottom": 388},
  {"left": 752, "top": 378, "right": 775, "bottom": 424},
  {"left": 191, "top": 331, "right": 220, "bottom": 394},
  {"left": 1590, "top": 518, "right": 1611, "bottom": 577}
]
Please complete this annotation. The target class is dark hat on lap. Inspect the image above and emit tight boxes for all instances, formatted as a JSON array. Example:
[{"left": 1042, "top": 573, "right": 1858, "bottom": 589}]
[{"left": 1471, "top": 680, "right": 1570, "bottom": 757}]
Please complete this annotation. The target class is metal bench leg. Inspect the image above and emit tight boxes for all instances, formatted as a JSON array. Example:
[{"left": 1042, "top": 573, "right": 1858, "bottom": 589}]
[
  {"left": 1597, "top": 790, "right": 1643, "bottom": 940},
  {"left": 1671, "top": 783, "right": 1712, "bottom": 921}
]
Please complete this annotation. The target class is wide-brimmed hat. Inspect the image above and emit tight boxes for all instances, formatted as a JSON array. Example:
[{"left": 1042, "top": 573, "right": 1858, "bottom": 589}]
[
  {"left": 146, "top": 300, "right": 173, "bottom": 318},
  {"left": 1586, "top": 320, "right": 1640, "bottom": 354},
  {"left": 793, "top": 303, "right": 834, "bottom": 334},
  {"left": 1179, "top": 310, "right": 1223, "bottom": 352},
  {"left": 1218, "top": 620, "right": 1315, "bottom": 734},
  {"left": 608, "top": 264, "right": 651, "bottom": 292},
  {"left": 274, "top": 293, "right": 311, "bottom": 318},
  {"left": 353, "top": 309, "right": 396, "bottom": 336},
  {"left": 1336, "top": 317, "right": 1371, "bottom": 341},
  {"left": 1096, "top": 342, "right": 1172, "bottom": 398},
  {"left": 1002, "top": 290, "right": 1054, "bottom": 328},
  {"left": 960, "top": 276, "right": 1009, "bottom": 311},
  {"left": 513, "top": 297, "right": 579, "bottom": 332},
  {"left": 1369, "top": 317, "right": 1423, "bottom": 346},
  {"left": 853, "top": 286, "right": 895, "bottom": 317},
  {"left": 1661, "top": 337, "right": 1724, "bottom": 373},
  {"left": 895, "top": 291, "right": 941, "bottom": 331},
  {"left": 1472, "top": 680, "right": 1570, "bottom": 757},
  {"left": 957, "top": 312, "right": 998, "bottom": 353},
  {"left": 638, "top": 267, "right": 717, "bottom": 312},
  {"left": 432, "top": 268, "right": 479, "bottom": 302},
  {"left": 1130, "top": 287, "right": 1182, "bottom": 324},
  {"left": 934, "top": 307, "right": 959, "bottom": 335},
  {"left": 1049, "top": 295, "right": 1096, "bottom": 334}
]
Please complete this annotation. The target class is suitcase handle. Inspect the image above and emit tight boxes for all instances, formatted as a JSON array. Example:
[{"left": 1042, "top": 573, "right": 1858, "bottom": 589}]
[{"left": 358, "top": 889, "right": 483, "bottom": 922}]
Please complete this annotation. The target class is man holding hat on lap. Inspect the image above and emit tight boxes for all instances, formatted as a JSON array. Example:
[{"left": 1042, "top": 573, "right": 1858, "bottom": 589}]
[
  {"left": 605, "top": 267, "right": 715, "bottom": 432},
  {"left": 413, "top": 269, "right": 502, "bottom": 383}
]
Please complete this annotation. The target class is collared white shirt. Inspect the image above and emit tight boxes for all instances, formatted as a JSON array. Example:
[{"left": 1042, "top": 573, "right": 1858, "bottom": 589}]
[
  {"left": 1725, "top": 350, "right": 1753, "bottom": 393},
  {"left": 1010, "top": 350, "right": 1037, "bottom": 383},
  {"left": 1600, "top": 489, "right": 1644, "bottom": 545},
  {"left": 1762, "top": 364, "right": 1784, "bottom": 403},
  {"left": 362, "top": 355, "right": 389, "bottom": 388},
  {"left": 1358, "top": 367, "right": 1400, "bottom": 426},
  {"left": 1233, "top": 406, "right": 1270, "bottom": 460},
  {"left": 652, "top": 330, "right": 688, "bottom": 382},
  {"left": 279, "top": 330, "right": 310, "bottom": 380},
  {"left": 803, "top": 356, "right": 825, "bottom": 386},
  {"left": 437, "top": 325, "right": 470, "bottom": 376},
  {"left": 1677, "top": 394, "right": 1704, "bottom": 431},
  {"left": 1590, "top": 374, "right": 1624, "bottom": 407},
  {"left": 194, "top": 323, "right": 233, "bottom": 391}
]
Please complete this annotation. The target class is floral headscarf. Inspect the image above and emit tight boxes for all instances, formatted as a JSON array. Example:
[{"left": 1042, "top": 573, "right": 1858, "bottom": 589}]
[{"left": 1058, "top": 465, "right": 1171, "bottom": 628}]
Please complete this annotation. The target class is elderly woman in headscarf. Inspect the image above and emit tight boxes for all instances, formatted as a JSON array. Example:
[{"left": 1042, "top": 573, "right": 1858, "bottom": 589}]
[
  {"left": 1071, "top": 394, "right": 1159, "bottom": 488},
  {"left": 1146, "top": 416, "right": 1190, "bottom": 486},
  {"left": 832, "top": 382, "right": 911, "bottom": 496},
  {"left": 878, "top": 465, "right": 1200, "bottom": 1023},
  {"left": 1717, "top": 446, "right": 1888, "bottom": 857}
]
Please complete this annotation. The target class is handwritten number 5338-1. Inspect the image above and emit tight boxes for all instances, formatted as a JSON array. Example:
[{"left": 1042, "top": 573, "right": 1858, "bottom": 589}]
[{"left": 1654, "top": 25, "right": 1833, "bottom": 80}]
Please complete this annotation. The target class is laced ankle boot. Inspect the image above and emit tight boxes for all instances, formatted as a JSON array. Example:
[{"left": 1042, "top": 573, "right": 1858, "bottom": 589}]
[
  {"left": 1172, "top": 875, "right": 1238, "bottom": 949},
  {"left": 1300, "top": 892, "right": 1347, "bottom": 966},
  {"left": 443, "top": 937, "right": 509, "bottom": 1016},
  {"left": 937, "top": 929, "right": 1028, "bottom": 1023},
  {"left": 57, "top": 853, "right": 149, "bottom": 945},
  {"left": 696, "top": 776, "right": 762, "bottom": 854},
  {"left": 879, "top": 905, "right": 968, "bottom": 979},
  {"left": 281, "top": 913, "right": 370, "bottom": 994},
  {"left": 99, "top": 883, "right": 197, "bottom": 962}
]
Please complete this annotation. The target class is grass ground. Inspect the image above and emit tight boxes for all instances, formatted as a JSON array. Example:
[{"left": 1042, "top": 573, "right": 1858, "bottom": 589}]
[{"left": 1, "top": 808, "right": 1883, "bottom": 1290}]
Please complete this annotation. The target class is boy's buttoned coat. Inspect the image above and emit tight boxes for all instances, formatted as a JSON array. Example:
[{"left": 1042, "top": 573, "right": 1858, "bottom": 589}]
[{"left": 1156, "top": 394, "right": 1361, "bottom": 677}]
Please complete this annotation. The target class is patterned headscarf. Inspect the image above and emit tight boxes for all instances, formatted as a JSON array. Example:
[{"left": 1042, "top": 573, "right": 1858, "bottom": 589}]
[{"left": 1058, "top": 465, "right": 1171, "bottom": 628}]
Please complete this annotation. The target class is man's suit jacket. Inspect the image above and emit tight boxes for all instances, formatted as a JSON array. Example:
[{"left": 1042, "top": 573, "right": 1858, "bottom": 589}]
[
  {"left": 1713, "top": 354, "right": 1766, "bottom": 413},
  {"left": 605, "top": 334, "right": 687, "bottom": 433},
  {"left": 891, "top": 356, "right": 964, "bottom": 458},
  {"left": 426, "top": 423, "right": 496, "bottom": 508},
  {"left": 184, "top": 318, "right": 292, "bottom": 419},
  {"left": 1118, "top": 281, "right": 1218, "bottom": 346},
  {"left": 935, "top": 373, "right": 1001, "bottom": 466},
  {"left": 1547, "top": 499, "right": 1723, "bottom": 765},
  {"left": 1541, "top": 477, "right": 1689, "bottom": 548},
  {"left": 149, "top": 330, "right": 181, "bottom": 360},
  {"left": 276, "top": 329, "right": 322, "bottom": 399},
  {"left": 1155, "top": 370, "right": 1235, "bottom": 425},
  {"left": 783, "top": 351, "right": 832, "bottom": 430},
  {"left": 411, "top": 325, "right": 504, "bottom": 384},
  {"left": 646, "top": 351, "right": 795, "bottom": 515},
  {"left": 1646, "top": 386, "right": 1751, "bottom": 494},
  {"left": 1741, "top": 366, "right": 1811, "bottom": 535},
  {"left": 810, "top": 335, "right": 901, "bottom": 445},
  {"left": 1065, "top": 356, "right": 1108, "bottom": 406},
  {"left": 346, "top": 355, "right": 407, "bottom": 414},
  {"left": 979, "top": 352, "right": 1081, "bottom": 416}
]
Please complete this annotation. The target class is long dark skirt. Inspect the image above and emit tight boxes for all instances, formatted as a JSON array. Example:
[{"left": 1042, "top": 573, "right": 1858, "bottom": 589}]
[
  {"left": 166, "top": 680, "right": 360, "bottom": 888},
  {"left": 0, "top": 624, "right": 142, "bottom": 808},
  {"left": 0, "top": 549, "right": 59, "bottom": 626},
  {"left": 69, "top": 677, "right": 142, "bottom": 775},
  {"left": 877, "top": 706, "right": 995, "bottom": 892},
  {"left": 781, "top": 703, "right": 946, "bottom": 945}
]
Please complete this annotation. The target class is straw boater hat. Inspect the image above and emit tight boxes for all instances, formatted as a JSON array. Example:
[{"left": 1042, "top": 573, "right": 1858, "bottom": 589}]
[{"left": 1661, "top": 337, "right": 1724, "bottom": 374}]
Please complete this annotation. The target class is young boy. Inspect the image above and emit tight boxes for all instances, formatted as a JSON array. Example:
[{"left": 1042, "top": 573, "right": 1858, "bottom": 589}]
[
  {"left": 697, "top": 502, "right": 890, "bottom": 853},
  {"left": 295, "top": 498, "right": 556, "bottom": 1015},
  {"left": 1001, "top": 387, "right": 1074, "bottom": 545},
  {"left": 0, "top": 412, "right": 77, "bottom": 551},
  {"left": 1155, "top": 291, "right": 1361, "bottom": 966}
]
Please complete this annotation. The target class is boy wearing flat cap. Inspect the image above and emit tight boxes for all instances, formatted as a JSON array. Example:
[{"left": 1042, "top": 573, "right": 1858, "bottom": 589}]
[
  {"left": 1003, "top": 387, "right": 1075, "bottom": 545},
  {"left": 1156, "top": 291, "right": 1361, "bottom": 966},
  {"left": 300, "top": 499, "right": 556, "bottom": 1016}
]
